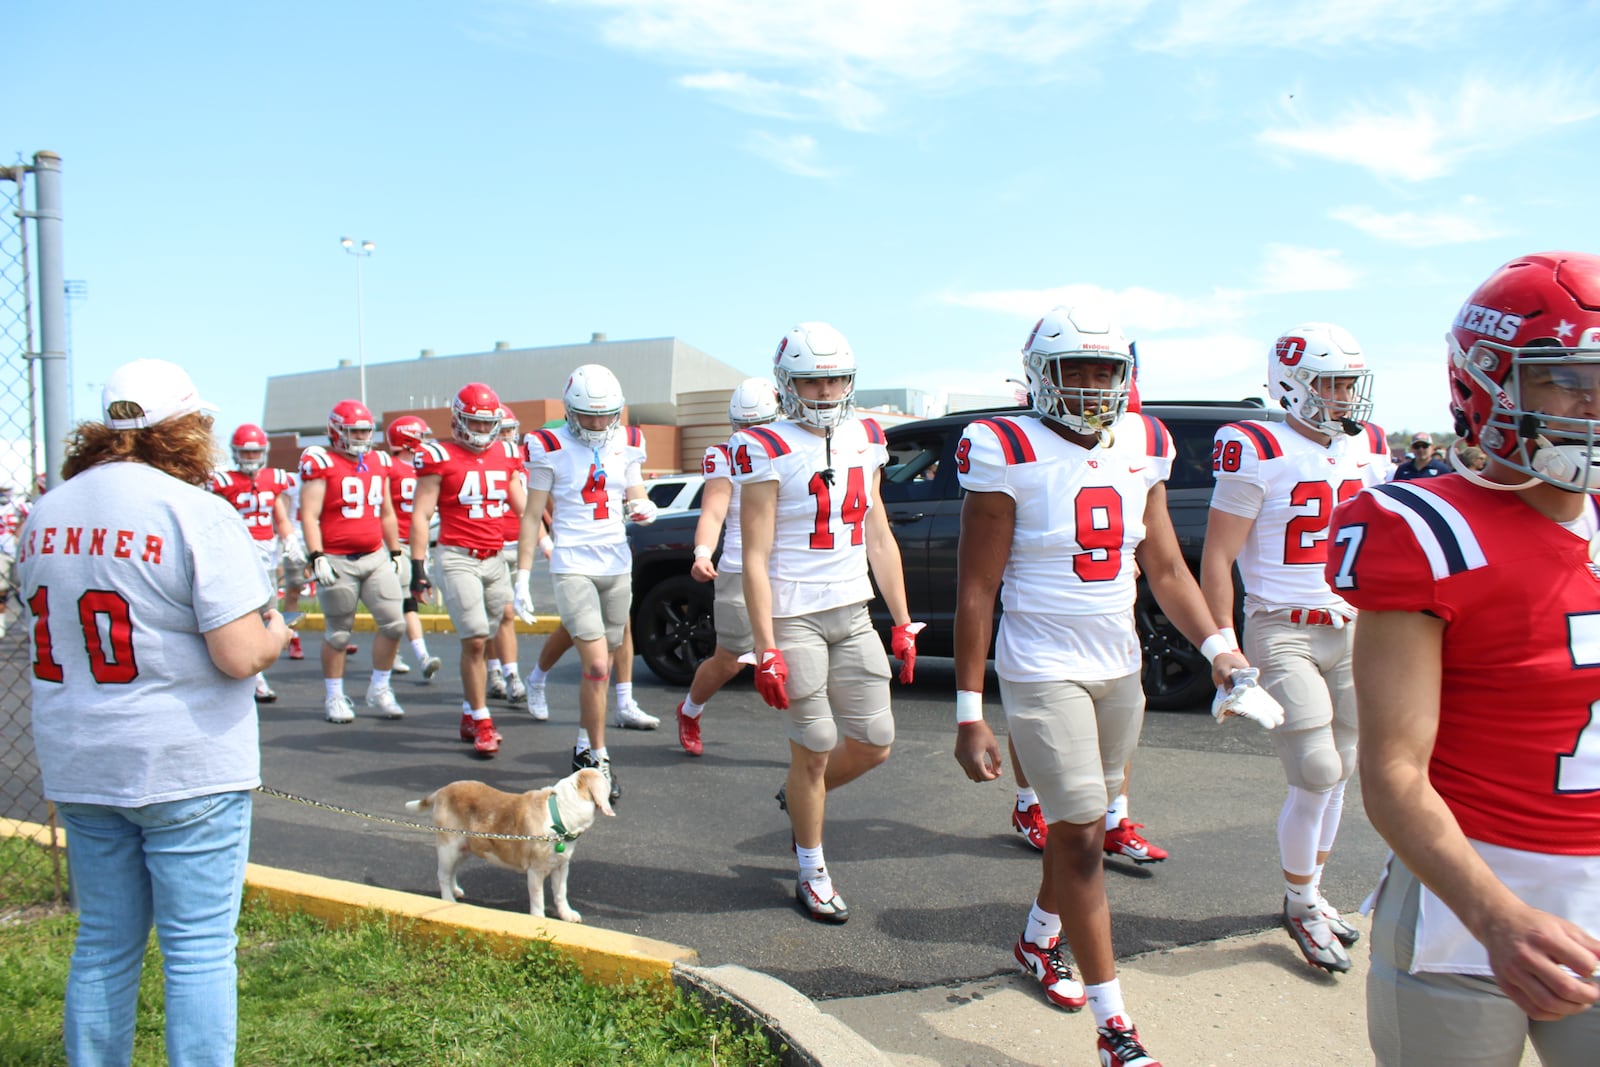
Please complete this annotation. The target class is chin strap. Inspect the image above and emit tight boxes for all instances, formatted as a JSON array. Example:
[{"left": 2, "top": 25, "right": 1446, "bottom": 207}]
[
  {"left": 1446, "top": 441, "right": 1539, "bottom": 491},
  {"left": 820, "top": 428, "right": 835, "bottom": 486}
]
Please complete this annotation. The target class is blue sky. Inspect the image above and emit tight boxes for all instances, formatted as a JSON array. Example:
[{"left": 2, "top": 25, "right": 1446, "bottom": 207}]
[{"left": 12, "top": 0, "right": 1600, "bottom": 449}]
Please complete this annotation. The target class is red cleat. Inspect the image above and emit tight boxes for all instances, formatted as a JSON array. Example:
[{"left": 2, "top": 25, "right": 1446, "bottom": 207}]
[
  {"left": 1013, "top": 935, "right": 1085, "bottom": 1010},
  {"left": 676, "top": 701, "right": 703, "bottom": 756},
  {"left": 1012, "top": 803, "right": 1048, "bottom": 851},
  {"left": 1104, "top": 819, "right": 1167, "bottom": 864},
  {"left": 287, "top": 635, "right": 304, "bottom": 660},
  {"left": 472, "top": 716, "right": 501, "bottom": 756},
  {"left": 459, "top": 712, "right": 475, "bottom": 742}
]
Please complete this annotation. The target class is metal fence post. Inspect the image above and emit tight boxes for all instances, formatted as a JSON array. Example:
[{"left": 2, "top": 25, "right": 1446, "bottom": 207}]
[{"left": 32, "top": 152, "right": 66, "bottom": 492}]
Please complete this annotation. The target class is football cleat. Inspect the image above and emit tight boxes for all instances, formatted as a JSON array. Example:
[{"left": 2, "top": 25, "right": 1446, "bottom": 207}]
[
  {"left": 472, "top": 716, "right": 500, "bottom": 757},
  {"left": 1096, "top": 1015, "right": 1161, "bottom": 1066},
  {"left": 504, "top": 673, "right": 526, "bottom": 704},
  {"left": 345, "top": 644, "right": 358, "bottom": 655},
  {"left": 1319, "top": 899, "right": 1361, "bottom": 948},
  {"left": 421, "top": 655, "right": 442, "bottom": 680},
  {"left": 614, "top": 699, "right": 660, "bottom": 730},
  {"left": 324, "top": 694, "right": 355, "bottom": 724},
  {"left": 796, "top": 878, "right": 849, "bottom": 924},
  {"left": 572, "top": 746, "right": 597, "bottom": 773},
  {"left": 1283, "top": 898, "right": 1352, "bottom": 973},
  {"left": 364, "top": 684, "right": 405, "bottom": 719},
  {"left": 676, "top": 701, "right": 703, "bottom": 756},
  {"left": 526, "top": 681, "right": 549, "bottom": 721},
  {"left": 460, "top": 712, "right": 476, "bottom": 742},
  {"left": 254, "top": 680, "right": 278, "bottom": 705},
  {"left": 1014, "top": 935, "right": 1085, "bottom": 1010},
  {"left": 391, "top": 658, "right": 411, "bottom": 675},
  {"left": 775, "top": 784, "right": 788, "bottom": 811},
  {"left": 1012, "top": 803, "right": 1048, "bottom": 851},
  {"left": 287, "top": 635, "right": 304, "bottom": 660},
  {"left": 486, "top": 671, "right": 508, "bottom": 700},
  {"left": 1104, "top": 819, "right": 1167, "bottom": 863},
  {"left": 598, "top": 755, "right": 620, "bottom": 803}
]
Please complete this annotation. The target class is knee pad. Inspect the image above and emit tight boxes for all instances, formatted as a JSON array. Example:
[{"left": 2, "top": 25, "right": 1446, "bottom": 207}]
[
  {"left": 377, "top": 616, "right": 406, "bottom": 640},
  {"left": 325, "top": 625, "right": 353, "bottom": 650},
  {"left": 796, "top": 716, "right": 838, "bottom": 754},
  {"left": 1276, "top": 727, "right": 1344, "bottom": 791},
  {"left": 851, "top": 706, "right": 895, "bottom": 748}
]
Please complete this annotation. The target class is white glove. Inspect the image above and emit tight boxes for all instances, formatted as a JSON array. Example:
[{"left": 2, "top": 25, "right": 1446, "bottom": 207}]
[
  {"left": 625, "top": 498, "right": 658, "bottom": 525},
  {"left": 310, "top": 551, "right": 337, "bottom": 587},
  {"left": 280, "top": 530, "right": 307, "bottom": 561},
  {"left": 1212, "top": 667, "right": 1285, "bottom": 729},
  {"left": 512, "top": 568, "right": 537, "bottom": 624}
]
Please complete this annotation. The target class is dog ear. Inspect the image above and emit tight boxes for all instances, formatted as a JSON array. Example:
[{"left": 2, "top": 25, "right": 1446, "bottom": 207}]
[{"left": 586, "top": 770, "right": 615, "bottom": 817}]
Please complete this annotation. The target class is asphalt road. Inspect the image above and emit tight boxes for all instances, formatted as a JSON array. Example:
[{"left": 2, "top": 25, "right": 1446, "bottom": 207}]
[{"left": 225, "top": 637, "right": 1388, "bottom": 1002}]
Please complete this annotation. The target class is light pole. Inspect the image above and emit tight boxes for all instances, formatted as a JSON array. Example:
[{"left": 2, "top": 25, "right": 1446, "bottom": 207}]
[{"left": 339, "top": 237, "right": 375, "bottom": 405}]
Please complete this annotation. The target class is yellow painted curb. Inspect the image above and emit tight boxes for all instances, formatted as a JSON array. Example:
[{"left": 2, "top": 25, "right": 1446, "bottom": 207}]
[
  {"left": 1, "top": 817, "right": 695, "bottom": 992},
  {"left": 296, "top": 612, "right": 562, "bottom": 635}
]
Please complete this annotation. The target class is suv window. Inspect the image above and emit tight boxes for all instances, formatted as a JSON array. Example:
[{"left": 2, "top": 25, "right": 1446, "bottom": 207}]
[
  {"left": 646, "top": 482, "right": 681, "bottom": 508},
  {"left": 883, "top": 433, "right": 945, "bottom": 502}
]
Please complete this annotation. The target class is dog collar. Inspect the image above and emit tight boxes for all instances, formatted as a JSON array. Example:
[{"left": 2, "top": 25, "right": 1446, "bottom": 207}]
[{"left": 548, "top": 794, "right": 581, "bottom": 853}]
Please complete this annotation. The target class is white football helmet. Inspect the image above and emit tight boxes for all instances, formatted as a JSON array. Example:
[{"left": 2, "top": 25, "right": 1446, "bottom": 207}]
[
  {"left": 773, "top": 322, "right": 856, "bottom": 430},
  {"left": 563, "top": 364, "right": 625, "bottom": 448},
  {"left": 1022, "top": 305, "right": 1133, "bottom": 437},
  {"left": 1267, "top": 322, "right": 1374, "bottom": 437},
  {"left": 728, "top": 377, "right": 781, "bottom": 429}
]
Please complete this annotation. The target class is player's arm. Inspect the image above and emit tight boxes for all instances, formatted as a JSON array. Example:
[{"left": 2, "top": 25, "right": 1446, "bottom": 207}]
[
  {"left": 953, "top": 489, "right": 1011, "bottom": 781},
  {"left": 1355, "top": 610, "right": 1600, "bottom": 1020},
  {"left": 1199, "top": 508, "right": 1253, "bottom": 633},
  {"left": 299, "top": 478, "right": 326, "bottom": 555},
  {"left": 739, "top": 479, "right": 778, "bottom": 653},
  {"left": 507, "top": 468, "right": 527, "bottom": 519},
  {"left": 863, "top": 469, "right": 910, "bottom": 629},
  {"left": 378, "top": 478, "right": 401, "bottom": 553},
  {"left": 517, "top": 485, "right": 551, "bottom": 570},
  {"left": 408, "top": 474, "right": 440, "bottom": 562},
  {"left": 690, "top": 477, "right": 732, "bottom": 581},
  {"left": 1135, "top": 482, "right": 1246, "bottom": 686},
  {"left": 271, "top": 492, "right": 294, "bottom": 543}
]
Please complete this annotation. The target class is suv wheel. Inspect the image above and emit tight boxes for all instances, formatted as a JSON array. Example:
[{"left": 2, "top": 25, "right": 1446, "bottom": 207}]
[
  {"left": 1135, "top": 579, "right": 1215, "bottom": 711},
  {"left": 635, "top": 574, "right": 716, "bottom": 687}
]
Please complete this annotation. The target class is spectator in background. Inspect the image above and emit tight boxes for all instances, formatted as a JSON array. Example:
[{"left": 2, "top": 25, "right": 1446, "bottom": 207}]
[
  {"left": 1392, "top": 433, "right": 1450, "bottom": 480},
  {"left": 18, "top": 359, "right": 291, "bottom": 1065},
  {"left": 1458, "top": 444, "right": 1488, "bottom": 471}
]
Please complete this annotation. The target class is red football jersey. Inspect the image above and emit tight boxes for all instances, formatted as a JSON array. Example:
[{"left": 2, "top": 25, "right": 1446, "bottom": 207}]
[
  {"left": 1328, "top": 476, "right": 1600, "bottom": 855},
  {"left": 413, "top": 440, "right": 520, "bottom": 553},
  {"left": 499, "top": 467, "right": 526, "bottom": 545},
  {"left": 208, "top": 468, "right": 293, "bottom": 542},
  {"left": 297, "top": 446, "right": 391, "bottom": 555},
  {"left": 388, "top": 455, "right": 418, "bottom": 542}
]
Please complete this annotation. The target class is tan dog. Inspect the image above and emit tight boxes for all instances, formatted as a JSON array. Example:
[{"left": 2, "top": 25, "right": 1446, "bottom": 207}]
[{"left": 404, "top": 767, "right": 614, "bottom": 923}]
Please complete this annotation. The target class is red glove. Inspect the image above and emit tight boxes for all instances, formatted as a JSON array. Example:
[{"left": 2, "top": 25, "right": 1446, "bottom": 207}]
[
  {"left": 753, "top": 648, "right": 789, "bottom": 709},
  {"left": 892, "top": 622, "right": 926, "bottom": 684}
]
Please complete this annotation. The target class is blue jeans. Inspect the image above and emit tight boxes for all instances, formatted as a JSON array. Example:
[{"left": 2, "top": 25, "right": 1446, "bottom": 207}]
[{"left": 56, "top": 790, "right": 253, "bottom": 1067}]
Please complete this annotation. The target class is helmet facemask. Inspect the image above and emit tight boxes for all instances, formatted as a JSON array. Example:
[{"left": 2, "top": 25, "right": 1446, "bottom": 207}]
[
  {"left": 1287, "top": 369, "right": 1375, "bottom": 438},
  {"left": 1459, "top": 335, "right": 1600, "bottom": 493},
  {"left": 454, "top": 411, "right": 500, "bottom": 452},
  {"left": 777, "top": 369, "right": 855, "bottom": 430},
  {"left": 1026, "top": 351, "right": 1131, "bottom": 441},
  {"left": 233, "top": 446, "right": 267, "bottom": 473},
  {"left": 566, "top": 408, "right": 621, "bottom": 449}
]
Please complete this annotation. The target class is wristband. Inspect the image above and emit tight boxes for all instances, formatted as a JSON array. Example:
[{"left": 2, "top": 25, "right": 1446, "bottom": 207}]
[
  {"left": 1219, "top": 626, "right": 1240, "bottom": 652},
  {"left": 1199, "top": 633, "right": 1231, "bottom": 666},
  {"left": 955, "top": 690, "right": 984, "bottom": 725},
  {"left": 693, "top": 545, "right": 714, "bottom": 560},
  {"left": 538, "top": 536, "right": 554, "bottom": 554}
]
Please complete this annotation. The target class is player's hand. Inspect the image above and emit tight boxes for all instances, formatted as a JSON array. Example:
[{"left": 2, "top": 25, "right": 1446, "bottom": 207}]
[
  {"left": 625, "top": 498, "right": 658, "bottom": 525},
  {"left": 512, "top": 569, "right": 537, "bottom": 625},
  {"left": 1211, "top": 667, "right": 1285, "bottom": 728},
  {"left": 280, "top": 531, "right": 306, "bottom": 560},
  {"left": 690, "top": 556, "right": 717, "bottom": 582},
  {"left": 409, "top": 558, "right": 432, "bottom": 599},
  {"left": 1209, "top": 649, "right": 1249, "bottom": 690},
  {"left": 388, "top": 550, "right": 405, "bottom": 579},
  {"left": 1481, "top": 901, "right": 1600, "bottom": 1020},
  {"left": 954, "top": 719, "right": 1003, "bottom": 782},
  {"left": 751, "top": 648, "right": 789, "bottom": 709},
  {"left": 308, "top": 551, "right": 337, "bottom": 587},
  {"left": 891, "top": 622, "right": 925, "bottom": 684},
  {"left": 538, "top": 535, "right": 554, "bottom": 560}
]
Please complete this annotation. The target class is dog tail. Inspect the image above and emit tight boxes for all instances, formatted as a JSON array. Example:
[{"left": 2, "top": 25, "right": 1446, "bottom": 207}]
[{"left": 404, "top": 794, "right": 433, "bottom": 813}]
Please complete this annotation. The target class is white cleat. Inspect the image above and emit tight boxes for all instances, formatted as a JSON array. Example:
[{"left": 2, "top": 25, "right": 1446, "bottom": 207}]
[
  {"left": 614, "top": 699, "right": 660, "bottom": 730},
  {"left": 324, "top": 694, "right": 356, "bottom": 724},
  {"left": 526, "top": 682, "right": 549, "bottom": 721},
  {"left": 421, "top": 655, "right": 442, "bottom": 681},
  {"left": 365, "top": 684, "right": 406, "bottom": 719},
  {"left": 391, "top": 658, "right": 411, "bottom": 675}
]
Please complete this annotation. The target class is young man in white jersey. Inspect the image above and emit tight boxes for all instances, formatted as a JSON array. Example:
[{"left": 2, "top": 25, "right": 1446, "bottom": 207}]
[
  {"left": 953, "top": 305, "right": 1249, "bottom": 1067},
  {"left": 409, "top": 383, "right": 527, "bottom": 757},
  {"left": 736, "top": 322, "right": 920, "bottom": 924},
  {"left": 385, "top": 414, "right": 442, "bottom": 679},
  {"left": 1331, "top": 253, "right": 1600, "bottom": 1065},
  {"left": 209, "top": 423, "right": 296, "bottom": 703},
  {"left": 515, "top": 365, "right": 657, "bottom": 801},
  {"left": 298, "top": 399, "right": 407, "bottom": 723},
  {"left": 1200, "top": 323, "right": 1388, "bottom": 975},
  {"left": 674, "top": 378, "right": 781, "bottom": 756}
]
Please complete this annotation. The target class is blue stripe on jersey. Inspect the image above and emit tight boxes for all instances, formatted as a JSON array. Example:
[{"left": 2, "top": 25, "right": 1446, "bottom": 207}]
[
  {"left": 1370, "top": 483, "right": 1471, "bottom": 576},
  {"left": 1229, "top": 422, "right": 1283, "bottom": 460},
  {"left": 1363, "top": 422, "right": 1387, "bottom": 455},
  {"left": 1140, "top": 415, "right": 1171, "bottom": 458},
  {"left": 627, "top": 425, "right": 642, "bottom": 447},
  {"left": 531, "top": 430, "right": 561, "bottom": 452},
  {"left": 862, "top": 418, "right": 885, "bottom": 444},
  {"left": 975, "top": 418, "right": 1036, "bottom": 464},
  {"left": 743, "top": 426, "right": 791, "bottom": 457}
]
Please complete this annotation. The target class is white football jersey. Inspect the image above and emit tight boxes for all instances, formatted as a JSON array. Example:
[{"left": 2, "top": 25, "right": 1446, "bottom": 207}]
[
  {"left": 524, "top": 424, "right": 647, "bottom": 577},
  {"left": 1211, "top": 420, "right": 1388, "bottom": 616},
  {"left": 702, "top": 442, "right": 749, "bottom": 572},
  {"left": 957, "top": 412, "right": 1174, "bottom": 681},
  {"left": 730, "top": 417, "right": 888, "bottom": 618}
]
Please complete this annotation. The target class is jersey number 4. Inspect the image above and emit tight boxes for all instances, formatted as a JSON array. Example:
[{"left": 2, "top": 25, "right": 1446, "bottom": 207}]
[{"left": 27, "top": 586, "right": 139, "bottom": 684}]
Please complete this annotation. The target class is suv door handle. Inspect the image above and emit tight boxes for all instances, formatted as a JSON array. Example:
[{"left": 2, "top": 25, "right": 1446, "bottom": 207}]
[{"left": 889, "top": 512, "right": 925, "bottom": 524}]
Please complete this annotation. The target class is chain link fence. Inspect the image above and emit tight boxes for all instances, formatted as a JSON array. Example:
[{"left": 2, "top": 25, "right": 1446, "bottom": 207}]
[{"left": 0, "top": 159, "right": 65, "bottom": 910}]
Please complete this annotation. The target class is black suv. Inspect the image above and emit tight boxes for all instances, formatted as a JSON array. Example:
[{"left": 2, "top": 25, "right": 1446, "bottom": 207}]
[{"left": 627, "top": 399, "right": 1283, "bottom": 710}]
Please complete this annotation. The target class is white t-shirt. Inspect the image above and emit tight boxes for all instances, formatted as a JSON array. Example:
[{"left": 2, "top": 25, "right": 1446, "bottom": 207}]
[
  {"left": 731, "top": 417, "right": 888, "bottom": 618},
  {"left": 17, "top": 462, "right": 272, "bottom": 806},
  {"left": 956, "top": 412, "right": 1173, "bottom": 682},
  {"left": 1209, "top": 419, "right": 1388, "bottom": 616},
  {"left": 523, "top": 424, "right": 646, "bottom": 577}
]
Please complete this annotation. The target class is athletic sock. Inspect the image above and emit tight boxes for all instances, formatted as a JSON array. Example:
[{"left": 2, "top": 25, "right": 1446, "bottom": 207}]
[
  {"left": 410, "top": 637, "right": 431, "bottom": 663},
  {"left": 487, "top": 658, "right": 502, "bottom": 675},
  {"left": 593, "top": 745, "right": 608, "bottom": 762},
  {"left": 324, "top": 678, "right": 344, "bottom": 700},
  {"left": 1085, "top": 979, "right": 1126, "bottom": 1029},
  {"left": 1106, "top": 792, "right": 1129, "bottom": 829},
  {"left": 369, "top": 669, "right": 391, "bottom": 690},
  {"left": 529, "top": 665, "right": 549, "bottom": 687},
  {"left": 1025, "top": 901, "right": 1061, "bottom": 947},
  {"left": 1285, "top": 880, "right": 1318, "bottom": 919},
  {"left": 1016, "top": 787, "right": 1039, "bottom": 811},
  {"left": 502, "top": 661, "right": 519, "bottom": 680},
  {"left": 615, "top": 681, "right": 633, "bottom": 707},
  {"left": 575, "top": 729, "right": 591, "bottom": 753},
  {"left": 470, "top": 706, "right": 491, "bottom": 721},
  {"left": 681, "top": 696, "right": 705, "bottom": 719},
  {"left": 795, "top": 844, "right": 834, "bottom": 898}
]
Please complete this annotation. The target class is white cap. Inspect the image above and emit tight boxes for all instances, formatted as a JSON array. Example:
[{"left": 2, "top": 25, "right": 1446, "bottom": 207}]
[{"left": 101, "top": 359, "right": 217, "bottom": 430}]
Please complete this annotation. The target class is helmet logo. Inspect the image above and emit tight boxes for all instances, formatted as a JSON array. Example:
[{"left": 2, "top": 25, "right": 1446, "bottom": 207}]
[
  {"left": 1275, "top": 336, "right": 1307, "bottom": 367},
  {"left": 1455, "top": 303, "right": 1523, "bottom": 341},
  {"left": 775, "top": 337, "right": 789, "bottom": 364},
  {"left": 1023, "top": 318, "right": 1044, "bottom": 354}
]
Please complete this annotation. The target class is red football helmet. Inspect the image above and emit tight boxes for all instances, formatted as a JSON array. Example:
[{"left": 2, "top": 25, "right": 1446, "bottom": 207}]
[
  {"left": 327, "top": 399, "right": 375, "bottom": 456},
  {"left": 230, "top": 423, "right": 269, "bottom": 472},
  {"left": 452, "top": 383, "right": 502, "bottom": 451},
  {"left": 1449, "top": 251, "right": 1600, "bottom": 493},
  {"left": 385, "top": 414, "right": 432, "bottom": 454},
  {"left": 496, "top": 405, "right": 521, "bottom": 442}
]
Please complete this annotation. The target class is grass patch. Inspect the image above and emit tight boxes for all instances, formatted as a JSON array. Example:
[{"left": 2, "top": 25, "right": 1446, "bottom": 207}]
[
  {"left": 0, "top": 897, "right": 779, "bottom": 1066},
  {"left": 0, "top": 835, "right": 68, "bottom": 918}
]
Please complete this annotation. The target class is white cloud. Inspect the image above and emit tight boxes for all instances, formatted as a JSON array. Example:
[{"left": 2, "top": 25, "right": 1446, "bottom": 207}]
[
  {"left": 1150, "top": 0, "right": 1511, "bottom": 51},
  {"left": 678, "top": 70, "right": 886, "bottom": 130},
  {"left": 1134, "top": 334, "right": 1267, "bottom": 399},
  {"left": 1259, "top": 72, "right": 1600, "bottom": 182},
  {"left": 1255, "top": 244, "right": 1359, "bottom": 293},
  {"left": 941, "top": 282, "right": 1244, "bottom": 333},
  {"left": 1330, "top": 200, "right": 1508, "bottom": 247},
  {"left": 745, "top": 131, "right": 839, "bottom": 178}
]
